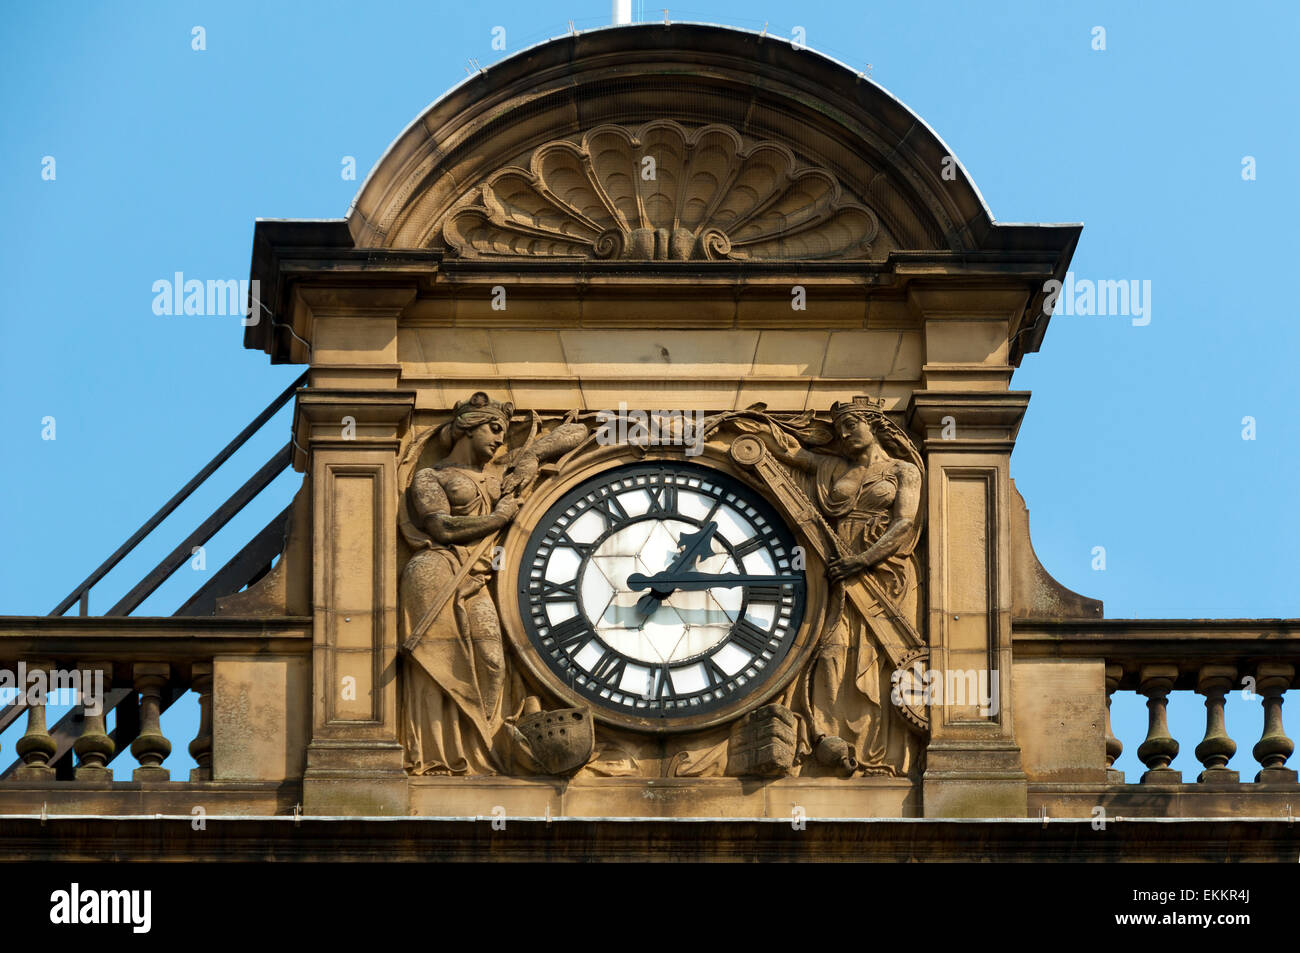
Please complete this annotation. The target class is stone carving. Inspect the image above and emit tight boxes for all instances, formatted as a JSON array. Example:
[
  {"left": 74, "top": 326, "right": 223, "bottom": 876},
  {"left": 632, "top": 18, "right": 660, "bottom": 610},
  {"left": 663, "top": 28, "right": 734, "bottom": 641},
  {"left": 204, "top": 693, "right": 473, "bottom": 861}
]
[
  {"left": 516, "top": 708, "right": 595, "bottom": 776},
  {"left": 721, "top": 397, "right": 927, "bottom": 777},
  {"left": 726, "top": 704, "right": 799, "bottom": 777},
  {"left": 397, "top": 392, "right": 587, "bottom": 775},
  {"left": 442, "top": 120, "right": 879, "bottom": 261},
  {"left": 397, "top": 394, "right": 927, "bottom": 780}
]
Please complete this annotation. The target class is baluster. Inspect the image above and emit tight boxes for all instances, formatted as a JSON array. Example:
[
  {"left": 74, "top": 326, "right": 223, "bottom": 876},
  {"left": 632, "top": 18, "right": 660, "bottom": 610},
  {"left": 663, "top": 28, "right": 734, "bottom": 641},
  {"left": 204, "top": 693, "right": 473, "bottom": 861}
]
[
  {"left": 14, "top": 659, "right": 57, "bottom": 780},
  {"left": 130, "top": 663, "right": 171, "bottom": 781},
  {"left": 1252, "top": 663, "right": 1297, "bottom": 784},
  {"left": 188, "top": 662, "right": 213, "bottom": 782},
  {"left": 1104, "top": 664, "right": 1124, "bottom": 782},
  {"left": 73, "top": 660, "right": 115, "bottom": 781},
  {"left": 1136, "top": 664, "right": 1181, "bottom": 783},
  {"left": 1193, "top": 664, "right": 1238, "bottom": 783}
]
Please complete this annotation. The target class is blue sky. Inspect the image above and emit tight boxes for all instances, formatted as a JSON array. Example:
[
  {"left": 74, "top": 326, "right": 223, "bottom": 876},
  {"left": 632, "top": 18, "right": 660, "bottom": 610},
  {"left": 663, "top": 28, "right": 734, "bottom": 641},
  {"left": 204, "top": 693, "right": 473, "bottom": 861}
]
[{"left": 1, "top": 1, "right": 1296, "bottom": 783}]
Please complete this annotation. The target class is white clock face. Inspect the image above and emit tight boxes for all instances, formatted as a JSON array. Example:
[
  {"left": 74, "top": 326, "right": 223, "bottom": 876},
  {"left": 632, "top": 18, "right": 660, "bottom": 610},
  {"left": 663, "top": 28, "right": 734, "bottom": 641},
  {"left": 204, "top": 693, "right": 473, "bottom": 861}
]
[{"left": 519, "top": 462, "right": 806, "bottom": 722}]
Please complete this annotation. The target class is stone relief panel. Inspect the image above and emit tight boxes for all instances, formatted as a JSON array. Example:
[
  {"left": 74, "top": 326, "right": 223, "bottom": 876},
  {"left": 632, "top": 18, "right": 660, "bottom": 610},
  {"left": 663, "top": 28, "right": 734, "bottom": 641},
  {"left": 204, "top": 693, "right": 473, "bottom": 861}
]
[
  {"left": 441, "top": 120, "right": 885, "bottom": 261},
  {"left": 396, "top": 393, "right": 927, "bottom": 780}
]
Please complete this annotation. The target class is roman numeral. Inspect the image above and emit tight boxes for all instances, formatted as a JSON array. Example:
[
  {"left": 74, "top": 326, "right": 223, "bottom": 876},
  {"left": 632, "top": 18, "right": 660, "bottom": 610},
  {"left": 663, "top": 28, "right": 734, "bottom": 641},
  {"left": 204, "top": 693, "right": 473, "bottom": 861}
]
[
  {"left": 537, "top": 577, "right": 579, "bottom": 602},
  {"left": 588, "top": 490, "right": 629, "bottom": 526},
  {"left": 733, "top": 537, "right": 765, "bottom": 559},
  {"left": 647, "top": 481, "right": 679, "bottom": 515},
  {"left": 548, "top": 615, "right": 591, "bottom": 650},
  {"left": 745, "top": 585, "right": 786, "bottom": 605},
  {"left": 647, "top": 666, "right": 676, "bottom": 700},
  {"left": 702, "top": 496, "right": 724, "bottom": 525},
  {"left": 551, "top": 533, "right": 593, "bottom": 558},
  {"left": 729, "top": 618, "right": 774, "bottom": 656},
  {"left": 589, "top": 650, "right": 627, "bottom": 687}
]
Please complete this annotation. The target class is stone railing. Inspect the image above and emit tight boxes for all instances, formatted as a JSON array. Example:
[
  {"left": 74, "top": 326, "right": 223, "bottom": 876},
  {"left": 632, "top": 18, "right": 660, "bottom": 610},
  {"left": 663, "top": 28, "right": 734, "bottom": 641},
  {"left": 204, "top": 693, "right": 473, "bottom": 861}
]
[
  {"left": 1014, "top": 620, "right": 1300, "bottom": 818},
  {"left": 0, "top": 616, "right": 311, "bottom": 814}
]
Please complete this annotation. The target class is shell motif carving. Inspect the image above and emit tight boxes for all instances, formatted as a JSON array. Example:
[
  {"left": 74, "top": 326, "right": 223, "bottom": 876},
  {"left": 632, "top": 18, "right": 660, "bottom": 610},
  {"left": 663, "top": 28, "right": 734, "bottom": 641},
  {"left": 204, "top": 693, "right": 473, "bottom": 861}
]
[{"left": 442, "top": 120, "right": 879, "bottom": 261}]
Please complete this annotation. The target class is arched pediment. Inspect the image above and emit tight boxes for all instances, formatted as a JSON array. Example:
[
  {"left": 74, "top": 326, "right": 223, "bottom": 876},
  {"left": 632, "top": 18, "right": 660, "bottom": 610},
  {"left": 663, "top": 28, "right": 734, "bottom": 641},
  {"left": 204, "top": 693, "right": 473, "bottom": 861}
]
[{"left": 347, "top": 24, "right": 1001, "bottom": 259}]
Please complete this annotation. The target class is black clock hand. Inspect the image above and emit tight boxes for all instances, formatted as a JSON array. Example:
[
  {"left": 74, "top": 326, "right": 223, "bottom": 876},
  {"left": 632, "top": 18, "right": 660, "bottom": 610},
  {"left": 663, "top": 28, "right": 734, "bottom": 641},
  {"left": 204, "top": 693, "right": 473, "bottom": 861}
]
[
  {"left": 627, "top": 571, "right": 799, "bottom": 593},
  {"left": 632, "top": 522, "right": 718, "bottom": 619}
]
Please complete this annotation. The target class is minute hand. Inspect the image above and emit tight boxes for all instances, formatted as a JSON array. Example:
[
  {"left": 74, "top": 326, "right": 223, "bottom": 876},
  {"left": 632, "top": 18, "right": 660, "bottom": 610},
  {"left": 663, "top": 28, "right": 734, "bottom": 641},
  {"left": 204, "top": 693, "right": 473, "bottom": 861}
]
[{"left": 626, "top": 571, "right": 799, "bottom": 593}]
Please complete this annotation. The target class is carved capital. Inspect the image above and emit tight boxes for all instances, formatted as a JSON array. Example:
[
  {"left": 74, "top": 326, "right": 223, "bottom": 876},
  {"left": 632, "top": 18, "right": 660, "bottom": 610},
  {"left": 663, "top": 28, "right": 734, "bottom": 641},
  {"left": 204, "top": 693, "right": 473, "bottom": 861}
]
[
  {"left": 292, "top": 390, "right": 417, "bottom": 468},
  {"left": 906, "top": 392, "right": 1030, "bottom": 452}
]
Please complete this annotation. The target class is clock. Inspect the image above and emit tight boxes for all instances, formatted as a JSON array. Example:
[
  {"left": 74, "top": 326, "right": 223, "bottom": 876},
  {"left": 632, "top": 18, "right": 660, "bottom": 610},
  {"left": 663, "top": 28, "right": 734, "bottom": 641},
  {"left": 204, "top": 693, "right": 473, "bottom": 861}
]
[{"left": 517, "top": 461, "right": 806, "bottom": 729}]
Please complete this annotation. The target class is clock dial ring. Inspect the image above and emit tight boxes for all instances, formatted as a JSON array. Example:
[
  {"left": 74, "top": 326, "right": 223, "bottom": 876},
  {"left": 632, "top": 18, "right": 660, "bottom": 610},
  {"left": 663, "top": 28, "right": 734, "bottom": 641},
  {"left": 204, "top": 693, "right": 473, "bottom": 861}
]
[{"left": 508, "top": 458, "right": 813, "bottom": 733}]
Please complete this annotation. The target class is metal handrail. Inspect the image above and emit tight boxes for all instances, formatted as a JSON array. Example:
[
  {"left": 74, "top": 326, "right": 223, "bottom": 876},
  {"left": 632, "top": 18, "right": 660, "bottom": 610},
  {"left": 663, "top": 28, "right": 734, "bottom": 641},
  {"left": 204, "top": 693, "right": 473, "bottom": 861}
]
[
  {"left": 2, "top": 372, "right": 307, "bottom": 779},
  {"left": 106, "top": 443, "right": 292, "bottom": 616},
  {"left": 48, "top": 371, "right": 306, "bottom": 617}
]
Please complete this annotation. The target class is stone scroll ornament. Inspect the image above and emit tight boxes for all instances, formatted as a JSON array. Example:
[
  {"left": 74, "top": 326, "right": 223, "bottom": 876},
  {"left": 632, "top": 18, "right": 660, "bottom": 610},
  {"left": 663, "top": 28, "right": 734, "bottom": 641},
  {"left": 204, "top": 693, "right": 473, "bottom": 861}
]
[
  {"left": 441, "top": 120, "right": 880, "bottom": 261},
  {"left": 709, "top": 398, "right": 929, "bottom": 778},
  {"left": 396, "top": 392, "right": 588, "bottom": 776}
]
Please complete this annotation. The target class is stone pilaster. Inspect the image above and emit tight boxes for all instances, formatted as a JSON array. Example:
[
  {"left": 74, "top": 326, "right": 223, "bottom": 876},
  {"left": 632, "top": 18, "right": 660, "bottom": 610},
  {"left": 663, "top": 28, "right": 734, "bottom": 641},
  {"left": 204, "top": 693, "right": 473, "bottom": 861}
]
[
  {"left": 296, "top": 387, "right": 415, "bottom": 815},
  {"left": 907, "top": 390, "right": 1030, "bottom": 818}
]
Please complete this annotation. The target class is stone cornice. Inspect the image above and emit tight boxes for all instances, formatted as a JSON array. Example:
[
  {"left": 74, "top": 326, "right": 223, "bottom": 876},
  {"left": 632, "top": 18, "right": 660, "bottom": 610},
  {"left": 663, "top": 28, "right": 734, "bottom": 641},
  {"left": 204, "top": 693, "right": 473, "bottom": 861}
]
[
  {"left": 243, "top": 25, "right": 1082, "bottom": 365},
  {"left": 245, "top": 230, "right": 1078, "bottom": 360}
]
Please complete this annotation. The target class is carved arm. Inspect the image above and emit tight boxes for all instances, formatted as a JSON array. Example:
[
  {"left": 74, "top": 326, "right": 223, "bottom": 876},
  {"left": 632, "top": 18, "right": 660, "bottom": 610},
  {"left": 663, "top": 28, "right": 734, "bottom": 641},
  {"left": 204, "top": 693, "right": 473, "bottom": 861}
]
[
  {"left": 409, "top": 468, "right": 517, "bottom": 545},
  {"left": 826, "top": 463, "right": 921, "bottom": 582}
]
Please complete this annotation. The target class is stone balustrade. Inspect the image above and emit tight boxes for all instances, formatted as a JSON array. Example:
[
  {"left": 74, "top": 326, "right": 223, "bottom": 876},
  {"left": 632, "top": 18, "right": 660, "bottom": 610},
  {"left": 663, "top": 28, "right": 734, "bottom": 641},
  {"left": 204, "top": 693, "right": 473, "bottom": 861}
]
[
  {"left": 1114, "top": 661, "right": 1296, "bottom": 785},
  {"left": 2, "top": 615, "right": 1295, "bottom": 819},
  {"left": 1016, "top": 620, "right": 1300, "bottom": 790},
  {"left": 0, "top": 616, "right": 310, "bottom": 810}
]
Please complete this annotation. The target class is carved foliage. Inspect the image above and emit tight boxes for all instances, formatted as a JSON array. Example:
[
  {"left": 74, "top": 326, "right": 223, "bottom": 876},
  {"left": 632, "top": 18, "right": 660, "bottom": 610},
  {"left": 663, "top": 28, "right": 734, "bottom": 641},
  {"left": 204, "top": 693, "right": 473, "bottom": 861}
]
[{"left": 442, "top": 121, "right": 879, "bottom": 261}]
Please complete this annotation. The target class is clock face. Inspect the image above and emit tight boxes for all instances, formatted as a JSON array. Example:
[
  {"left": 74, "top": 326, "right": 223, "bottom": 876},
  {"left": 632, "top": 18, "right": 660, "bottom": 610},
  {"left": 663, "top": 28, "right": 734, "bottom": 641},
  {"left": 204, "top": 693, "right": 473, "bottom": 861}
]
[{"left": 518, "top": 462, "right": 806, "bottom": 724}]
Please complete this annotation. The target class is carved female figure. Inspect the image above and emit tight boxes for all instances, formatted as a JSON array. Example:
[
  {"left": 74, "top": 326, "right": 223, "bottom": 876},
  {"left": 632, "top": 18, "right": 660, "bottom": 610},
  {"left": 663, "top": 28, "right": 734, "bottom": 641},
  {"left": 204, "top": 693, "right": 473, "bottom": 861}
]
[
  {"left": 399, "top": 392, "right": 523, "bottom": 775},
  {"left": 766, "top": 397, "right": 924, "bottom": 776},
  {"left": 398, "top": 393, "right": 587, "bottom": 775}
]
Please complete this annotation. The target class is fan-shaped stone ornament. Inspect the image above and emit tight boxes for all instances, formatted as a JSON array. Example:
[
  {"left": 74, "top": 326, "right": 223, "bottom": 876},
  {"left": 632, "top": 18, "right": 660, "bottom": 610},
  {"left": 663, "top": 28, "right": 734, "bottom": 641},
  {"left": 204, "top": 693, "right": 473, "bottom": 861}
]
[{"left": 441, "top": 120, "right": 880, "bottom": 261}]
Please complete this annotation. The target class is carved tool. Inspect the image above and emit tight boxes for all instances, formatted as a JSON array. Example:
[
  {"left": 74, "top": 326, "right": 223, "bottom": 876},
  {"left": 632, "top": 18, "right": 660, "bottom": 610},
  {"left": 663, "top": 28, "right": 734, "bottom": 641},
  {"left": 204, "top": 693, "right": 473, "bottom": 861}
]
[{"left": 728, "top": 434, "right": 924, "bottom": 665}]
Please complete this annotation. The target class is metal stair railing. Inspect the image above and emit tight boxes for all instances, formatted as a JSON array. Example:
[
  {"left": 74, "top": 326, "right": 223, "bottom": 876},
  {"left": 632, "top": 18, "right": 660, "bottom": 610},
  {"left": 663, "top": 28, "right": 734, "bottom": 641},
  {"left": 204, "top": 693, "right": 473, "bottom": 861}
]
[
  {"left": 48, "top": 371, "right": 306, "bottom": 618},
  {"left": 1, "top": 371, "right": 307, "bottom": 779}
]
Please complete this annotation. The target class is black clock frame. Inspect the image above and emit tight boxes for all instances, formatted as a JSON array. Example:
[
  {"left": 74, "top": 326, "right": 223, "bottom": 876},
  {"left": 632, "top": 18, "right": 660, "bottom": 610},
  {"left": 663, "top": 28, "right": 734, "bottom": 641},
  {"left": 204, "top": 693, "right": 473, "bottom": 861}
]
[{"left": 517, "top": 460, "right": 808, "bottom": 723}]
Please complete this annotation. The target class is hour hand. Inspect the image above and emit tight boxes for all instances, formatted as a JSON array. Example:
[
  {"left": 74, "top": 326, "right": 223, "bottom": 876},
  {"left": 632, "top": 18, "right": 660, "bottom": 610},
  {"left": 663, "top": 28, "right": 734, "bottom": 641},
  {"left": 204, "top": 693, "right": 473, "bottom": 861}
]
[{"left": 629, "top": 522, "right": 718, "bottom": 621}]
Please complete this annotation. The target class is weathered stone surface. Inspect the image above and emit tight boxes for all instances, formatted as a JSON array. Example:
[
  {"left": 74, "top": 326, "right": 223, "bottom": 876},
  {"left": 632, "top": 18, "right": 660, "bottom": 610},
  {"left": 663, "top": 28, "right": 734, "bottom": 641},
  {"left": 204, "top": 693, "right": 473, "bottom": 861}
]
[
  {"left": 213, "top": 656, "right": 310, "bottom": 782},
  {"left": 727, "top": 704, "right": 798, "bottom": 778}
]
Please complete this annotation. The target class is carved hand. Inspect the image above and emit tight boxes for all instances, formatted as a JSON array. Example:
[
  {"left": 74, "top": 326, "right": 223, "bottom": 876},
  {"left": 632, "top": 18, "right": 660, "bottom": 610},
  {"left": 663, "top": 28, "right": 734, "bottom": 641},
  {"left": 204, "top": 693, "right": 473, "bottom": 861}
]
[
  {"left": 501, "top": 455, "right": 538, "bottom": 495},
  {"left": 759, "top": 426, "right": 802, "bottom": 462},
  {"left": 827, "top": 553, "right": 870, "bottom": 583},
  {"left": 493, "top": 495, "right": 521, "bottom": 522}
]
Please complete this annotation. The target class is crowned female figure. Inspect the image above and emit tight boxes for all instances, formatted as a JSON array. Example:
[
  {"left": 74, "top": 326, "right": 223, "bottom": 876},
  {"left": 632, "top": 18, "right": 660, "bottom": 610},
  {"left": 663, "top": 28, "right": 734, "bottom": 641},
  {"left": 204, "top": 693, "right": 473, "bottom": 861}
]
[{"left": 765, "top": 396, "right": 925, "bottom": 777}]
